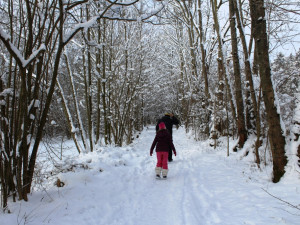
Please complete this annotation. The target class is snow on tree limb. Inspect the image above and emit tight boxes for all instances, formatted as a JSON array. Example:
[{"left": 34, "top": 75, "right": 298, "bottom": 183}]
[
  {"left": 0, "top": 27, "right": 46, "bottom": 69},
  {"left": 63, "top": 0, "right": 115, "bottom": 45},
  {"left": 106, "top": 0, "right": 140, "bottom": 6},
  {"left": 102, "top": 5, "right": 164, "bottom": 22},
  {"left": 0, "top": 27, "right": 9, "bottom": 41},
  {"left": 24, "top": 44, "right": 46, "bottom": 67},
  {"left": 63, "top": 16, "right": 100, "bottom": 44},
  {"left": 63, "top": 1, "right": 164, "bottom": 44}
]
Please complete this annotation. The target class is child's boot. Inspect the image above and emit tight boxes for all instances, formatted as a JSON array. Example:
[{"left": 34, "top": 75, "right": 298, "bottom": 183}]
[
  {"left": 155, "top": 167, "right": 162, "bottom": 179},
  {"left": 162, "top": 169, "right": 168, "bottom": 179}
]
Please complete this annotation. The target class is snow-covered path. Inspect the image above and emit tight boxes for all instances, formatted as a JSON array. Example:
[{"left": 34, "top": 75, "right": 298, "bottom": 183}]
[{"left": 2, "top": 127, "right": 299, "bottom": 225}]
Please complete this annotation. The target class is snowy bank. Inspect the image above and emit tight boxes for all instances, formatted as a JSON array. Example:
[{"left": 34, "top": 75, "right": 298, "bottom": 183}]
[{"left": 1, "top": 126, "right": 299, "bottom": 225}]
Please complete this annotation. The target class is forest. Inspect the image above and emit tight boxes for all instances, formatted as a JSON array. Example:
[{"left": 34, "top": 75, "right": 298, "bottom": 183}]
[{"left": 0, "top": 0, "right": 299, "bottom": 210}]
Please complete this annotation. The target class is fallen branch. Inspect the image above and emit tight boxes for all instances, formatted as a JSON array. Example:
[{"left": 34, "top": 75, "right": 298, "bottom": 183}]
[{"left": 262, "top": 188, "right": 300, "bottom": 211}]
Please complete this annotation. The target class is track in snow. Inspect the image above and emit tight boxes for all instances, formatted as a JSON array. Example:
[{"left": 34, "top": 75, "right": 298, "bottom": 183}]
[
  {"left": 3, "top": 126, "right": 298, "bottom": 225},
  {"left": 89, "top": 126, "right": 295, "bottom": 225}
]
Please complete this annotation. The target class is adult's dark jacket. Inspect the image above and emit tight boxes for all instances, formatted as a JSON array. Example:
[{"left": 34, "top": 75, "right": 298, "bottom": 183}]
[
  {"left": 156, "top": 115, "right": 180, "bottom": 136},
  {"left": 150, "top": 129, "right": 176, "bottom": 154}
]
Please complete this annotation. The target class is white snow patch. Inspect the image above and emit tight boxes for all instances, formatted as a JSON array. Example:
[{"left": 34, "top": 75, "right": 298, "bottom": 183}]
[{"left": 1, "top": 127, "right": 299, "bottom": 225}]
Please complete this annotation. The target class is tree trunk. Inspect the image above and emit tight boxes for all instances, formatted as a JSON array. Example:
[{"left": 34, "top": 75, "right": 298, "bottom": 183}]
[
  {"left": 234, "top": 0, "right": 258, "bottom": 132},
  {"left": 102, "top": 19, "right": 109, "bottom": 145},
  {"left": 211, "top": 0, "right": 225, "bottom": 104},
  {"left": 291, "top": 81, "right": 300, "bottom": 168},
  {"left": 211, "top": 0, "right": 225, "bottom": 134},
  {"left": 234, "top": 0, "right": 261, "bottom": 165},
  {"left": 96, "top": 44, "right": 101, "bottom": 144},
  {"left": 229, "top": 0, "right": 247, "bottom": 148},
  {"left": 250, "top": 0, "right": 287, "bottom": 182},
  {"left": 198, "top": 0, "right": 210, "bottom": 99},
  {"left": 64, "top": 53, "right": 87, "bottom": 150},
  {"left": 85, "top": 6, "right": 94, "bottom": 152},
  {"left": 56, "top": 80, "right": 82, "bottom": 154},
  {"left": 211, "top": 0, "right": 237, "bottom": 136}
]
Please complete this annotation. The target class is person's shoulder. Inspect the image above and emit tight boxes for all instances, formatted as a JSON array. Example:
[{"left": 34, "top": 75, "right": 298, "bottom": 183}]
[{"left": 162, "top": 115, "right": 171, "bottom": 120}]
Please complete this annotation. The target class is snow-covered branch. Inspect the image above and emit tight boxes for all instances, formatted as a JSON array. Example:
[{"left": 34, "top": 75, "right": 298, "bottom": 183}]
[
  {"left": 65, "top": 0, "right": 90, "bottom": 10},
  {"left": 106, "top": 0, "right": 140, "bottom": 6},
  {"left": 102, "top": 5, "right": 164, "bottom": 22},
  {"left": 0, "top": 27, "right": 46, "bottom": 69},
  {"left": 63, "top": 1, "right": 164, "bottom": 44},
  {"left": 63, "top": 17, "right": 99, "bottom": 44},
  {"left": 63, "top": 0, "right": 117, "bottom": 45}
]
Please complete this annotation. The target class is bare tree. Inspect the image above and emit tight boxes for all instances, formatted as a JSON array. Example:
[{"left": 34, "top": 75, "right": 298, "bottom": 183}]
[
  {"left": 198, "top": 0, "right": 210, "bottom": 99},
  {"left": 210, "top": 0, "right": 236, "bottom": 136},
  {"left": 249, "top": 0, "right": 287, "bottom": 182},
  {"left": 0, "top": 0, "right": 164, "bottom": 207},
  {"left": 229, "top": 0, "right": 247, "bottom": 149},
  {"left": 233, "top": 0, "right": 261, "bottom": 165}
]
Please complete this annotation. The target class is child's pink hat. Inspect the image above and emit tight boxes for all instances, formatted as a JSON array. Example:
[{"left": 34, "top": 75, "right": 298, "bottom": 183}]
[{"left": 159, "top": 122, "right": 166, "bottom": 130}]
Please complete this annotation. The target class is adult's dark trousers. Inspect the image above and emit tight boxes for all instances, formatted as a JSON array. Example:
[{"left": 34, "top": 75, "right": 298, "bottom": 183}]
[
  {"left": 168, "top": 147, "right": 173, "bottom": 161},
  {"left": 168, "top": 137, "right": 174, "bottom": 161},
  {"left": 168, "top": 148, "right": 173, "bottom": 162}
]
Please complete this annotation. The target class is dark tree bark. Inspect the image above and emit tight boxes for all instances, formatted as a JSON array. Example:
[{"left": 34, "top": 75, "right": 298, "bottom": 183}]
[
  {"left": 233, "top": 0, "right": 261, "bottom": 164},
  {"left": 297, "top": 142, "right": 300, "bottom": 167},
  {"left": 198, "top": 0, "right": 210, "bottom": 99},
  {"left": 229, "top": 0, "right": 247, "bottom": 149},
  {"left": 250, "top": 0, "right": 287, "bottom": 182}
]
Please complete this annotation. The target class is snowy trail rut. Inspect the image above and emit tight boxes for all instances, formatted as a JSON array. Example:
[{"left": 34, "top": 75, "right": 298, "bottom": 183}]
[
  {"left": 3, "top": 126, "right": 299, "bottom": 225},
  {"left": 84, "top": 126, "right": 295, "bottom": 225}
]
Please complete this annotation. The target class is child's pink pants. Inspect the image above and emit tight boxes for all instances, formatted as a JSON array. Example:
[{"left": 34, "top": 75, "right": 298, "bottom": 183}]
[{"left": 156, "top": 152, "right": 169, "bottom": 169}]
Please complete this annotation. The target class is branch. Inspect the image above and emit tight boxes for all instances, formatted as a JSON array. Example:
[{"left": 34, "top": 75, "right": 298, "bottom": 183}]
[
  {"left": 270, "top": 2, "right": 300, "bottom": 16},
  {"left": 65, "top": 0, "right": 89, "bottom": 11},
  {"left": 0, "top": 27, "right": 46, "bottom": 69},
  {"left": 63, "top": 16, "right": 99, "bottom": 44},
  {"left": 63, "top": 0, "right": 118, "bottom": 45},
  {"left": 23, "top": 44, "right": 47, "bottom": 67},
  {"left": 105, "top": 0, "right": 140, "bottom": 6},
  {"left": 262, "top": 188, "right": 300, "bottom": 211},
  {"left": 65, "top": 0, "right": 140, "bottom": 10},
  {"left": 0, "top": 27, "right": 23, "bottom": 68},
  {"left": 141, "top": 5, "right": 165, "bottom": 21},
  {"left": 63, "top": 1, "right": 164, "bottom": 44},
  {"left": 103, "top": 4, "right": 164, "bottom": 22}
]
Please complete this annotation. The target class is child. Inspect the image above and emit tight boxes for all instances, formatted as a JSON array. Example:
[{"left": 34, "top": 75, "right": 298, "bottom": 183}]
[{"left": 150, "top": 122, "right": 176, "bottom": 179}]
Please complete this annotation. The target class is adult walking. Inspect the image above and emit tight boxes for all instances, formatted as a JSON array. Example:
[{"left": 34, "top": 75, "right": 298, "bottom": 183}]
[{"left": 156, "top": 112, "right": 180, "bottom": 162}]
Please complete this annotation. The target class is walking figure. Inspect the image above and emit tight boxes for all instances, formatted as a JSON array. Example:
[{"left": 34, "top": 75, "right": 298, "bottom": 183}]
[
  {"left": 156, "top": 112, "right": 180, "bottom": 162},
  {"left": 150, "top": 122, "right": 176, "bottom": 179}
]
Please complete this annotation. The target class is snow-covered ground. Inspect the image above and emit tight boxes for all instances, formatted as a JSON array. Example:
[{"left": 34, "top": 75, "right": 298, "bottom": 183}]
[{"left": 1, "top": 126, "right": 300, "bottom": 225}]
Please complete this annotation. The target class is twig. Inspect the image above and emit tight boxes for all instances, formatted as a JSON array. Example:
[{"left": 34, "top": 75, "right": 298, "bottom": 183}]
[
  {"left": 262, "top": 188, "right": 300, "bottom": 211},
  {"left": 42, "top": 203, "right": 65, "bottom": 223}
]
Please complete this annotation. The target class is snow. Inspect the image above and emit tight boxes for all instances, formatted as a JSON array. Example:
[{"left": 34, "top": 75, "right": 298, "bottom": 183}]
[
  {"left": 0, "top": 27, "right": 10, "bottom": 40},
  {"left": 1, "top": 127, "right": 299, "bottom": 225},
  {"left": 0, "top": 88, "right": 13, "bottom": 96},
  {"left": 24, "top": 44, "right": 46, "bottom": 67},
  {"left": 63, "top": 16, "right": 99, "bottom": 44},
  {"left": 288, "top": 83, "right": 300, "bottom": 175},
  {"left": 27, "top": 134, "right": 32, "bottom": 145},
  {"left": 0, "top": 27, "right": 46, "bottom": 67}
]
